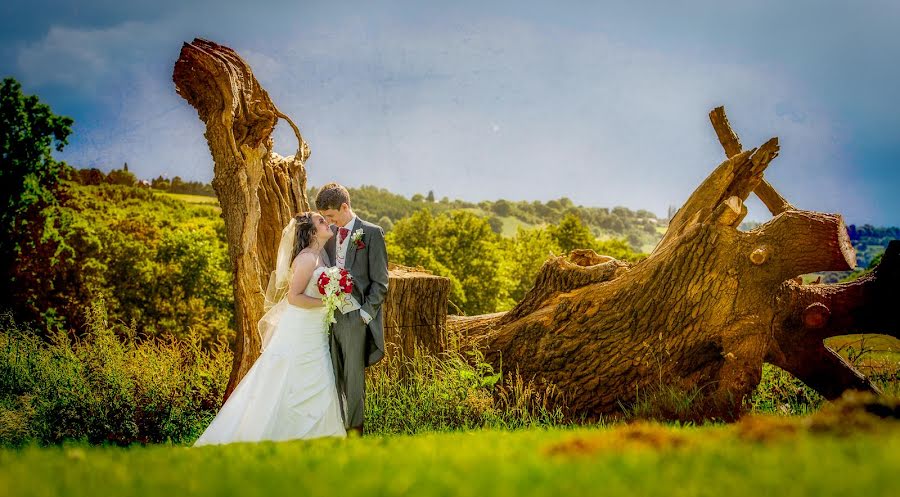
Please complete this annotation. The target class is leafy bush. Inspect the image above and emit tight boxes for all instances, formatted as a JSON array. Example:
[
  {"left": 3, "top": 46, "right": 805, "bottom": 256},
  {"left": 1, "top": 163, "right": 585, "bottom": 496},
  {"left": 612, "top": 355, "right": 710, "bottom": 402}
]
[
  {"left": 7, "top": 182, "right": 235, "bottom": 345},
  {"left": 387, "top": 209, "right": 513, "bottom": 314},
  {"left": 0, "top": 304, "right": 231, "bottom": 447}
]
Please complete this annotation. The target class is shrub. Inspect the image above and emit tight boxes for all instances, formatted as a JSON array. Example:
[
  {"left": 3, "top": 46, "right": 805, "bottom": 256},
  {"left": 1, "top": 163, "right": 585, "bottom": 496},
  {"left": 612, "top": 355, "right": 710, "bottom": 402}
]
[{"left": 0, "top": 303, "right": 231, "bottom": 447}]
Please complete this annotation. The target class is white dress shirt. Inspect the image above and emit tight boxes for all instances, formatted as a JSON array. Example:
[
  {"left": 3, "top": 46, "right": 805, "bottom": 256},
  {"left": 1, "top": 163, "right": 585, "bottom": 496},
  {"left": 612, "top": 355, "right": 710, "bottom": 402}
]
[{"left": 335, "top": 216, "right": 357, "bottom": 269}]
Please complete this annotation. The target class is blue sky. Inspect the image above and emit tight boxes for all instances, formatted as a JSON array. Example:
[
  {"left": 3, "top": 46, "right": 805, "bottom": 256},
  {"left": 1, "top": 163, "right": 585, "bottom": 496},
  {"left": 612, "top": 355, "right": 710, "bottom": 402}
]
[{"left": 2, "top": 1, "right": 898, "bottom": 225}]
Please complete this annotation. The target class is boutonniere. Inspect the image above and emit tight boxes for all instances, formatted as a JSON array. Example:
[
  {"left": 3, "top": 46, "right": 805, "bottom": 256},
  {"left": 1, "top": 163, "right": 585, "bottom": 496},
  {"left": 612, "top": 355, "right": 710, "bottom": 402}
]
[{"left": 351, "top": 228, "right": 365, "bottom": 250}]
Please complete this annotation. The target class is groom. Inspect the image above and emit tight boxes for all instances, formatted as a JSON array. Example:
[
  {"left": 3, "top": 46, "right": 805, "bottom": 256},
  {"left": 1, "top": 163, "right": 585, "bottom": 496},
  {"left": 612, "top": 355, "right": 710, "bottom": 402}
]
[{"left": 316, "top": 182, "right": 389, "bottom": 436}]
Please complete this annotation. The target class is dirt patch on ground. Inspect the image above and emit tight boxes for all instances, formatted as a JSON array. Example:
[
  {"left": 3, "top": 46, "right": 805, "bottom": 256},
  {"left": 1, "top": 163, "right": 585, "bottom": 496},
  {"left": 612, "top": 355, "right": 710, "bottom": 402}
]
[
  {"left": 734, "top": 415, "right": 802, "bottom": 443},
  {"left": 807, "top": 391, "right": 900, "bottom": 436},
  {"left": 544, "top": 422, "right": 691, "bottom": 456}
]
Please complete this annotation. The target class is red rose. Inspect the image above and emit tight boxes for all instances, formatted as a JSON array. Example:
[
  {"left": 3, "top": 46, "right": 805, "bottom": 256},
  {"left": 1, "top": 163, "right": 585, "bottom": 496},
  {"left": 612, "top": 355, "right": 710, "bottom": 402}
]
[
  {"left": 355, "top": 238, "right": 365, "bottom": 250},
  {"left": 317, "top": 272, "right": 330, "bottom": 295},
  {"left": 339, "top": 269, "right": 353, "bottom": 294}
]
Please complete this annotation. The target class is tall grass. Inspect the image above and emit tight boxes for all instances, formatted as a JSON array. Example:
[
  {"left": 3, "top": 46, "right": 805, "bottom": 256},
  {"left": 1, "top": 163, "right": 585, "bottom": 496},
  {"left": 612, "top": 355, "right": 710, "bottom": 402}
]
[
  {"left": 3, "top": 300, "right": 896, "bottom": 447},
  {"left": 1, "top": 302, "right": 565, "bottom": 447},
  {"left": 365, "top": 344, "right": 565, "bottom": 434},
  {"left": 0, "top": 301, "right": 231, "bottom": 446},
  {"left": 746, "top": 364, "right": 825, "bottom": 415}
]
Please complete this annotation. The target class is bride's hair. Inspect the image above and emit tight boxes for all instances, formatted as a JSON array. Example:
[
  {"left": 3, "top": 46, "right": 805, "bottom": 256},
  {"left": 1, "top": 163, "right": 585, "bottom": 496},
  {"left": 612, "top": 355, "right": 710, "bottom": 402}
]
[{"left": 291, "top": 212, "right": 319, "bottom": 260}]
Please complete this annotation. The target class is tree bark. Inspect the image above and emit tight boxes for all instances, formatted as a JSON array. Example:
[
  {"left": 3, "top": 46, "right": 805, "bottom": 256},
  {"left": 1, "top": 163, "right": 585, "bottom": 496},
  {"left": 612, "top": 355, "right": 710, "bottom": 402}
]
[
  {"left": 173, "top": 39, "right": 311, "bottom": 399},
  {"left": 382, "top": 263, "right": 452, "bottom": 359}
]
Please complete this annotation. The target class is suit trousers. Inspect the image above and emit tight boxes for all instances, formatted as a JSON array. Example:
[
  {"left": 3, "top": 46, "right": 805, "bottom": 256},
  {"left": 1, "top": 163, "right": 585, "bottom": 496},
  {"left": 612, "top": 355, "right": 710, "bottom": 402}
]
[{"left": 330, "top": 309, "right": 367, "bottom": 429}]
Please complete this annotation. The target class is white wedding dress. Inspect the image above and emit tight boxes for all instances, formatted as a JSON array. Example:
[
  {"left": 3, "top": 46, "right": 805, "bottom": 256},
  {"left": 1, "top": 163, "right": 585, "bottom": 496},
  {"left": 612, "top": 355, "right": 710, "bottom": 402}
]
[{"left": 194, "top": 266, "right": 346, "bottom": 446}]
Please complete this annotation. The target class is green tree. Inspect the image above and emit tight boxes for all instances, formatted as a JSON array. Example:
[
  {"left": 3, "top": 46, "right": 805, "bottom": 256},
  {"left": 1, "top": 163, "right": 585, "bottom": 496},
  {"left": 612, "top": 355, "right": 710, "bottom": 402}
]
[
  {"left": 503, "top": 226, "right": 562, "bottom": 303},
  {"left": 549, "top": 213, "right": 596, "bottom": 253},
  {"left": 170, "top": 176, "right": 185, "bottom": 192},
  {"left": 386, "top": 210, "right": 465, "bottom": 307},
  {"left": 595, "top": 237, "right": 644, "bottom": 262},
  {"left": 0, "top": 78, "right": 73, "bottom": 242},
  {"left": 107, "top": 167, "right": 137, "bottom": 186},
  {"left": 377, "top": 215, "right": 394, "bottom": 232},
  {"left": 0, "top": 77, "right": 73, "bottom": 316},
  {"left": 487, "top": 215, "right": 503, "bottom": 234},
  {"left": 492, "top": 199, "right": 512, "bottom": 217},
  {"left": 386, "top": 209, "right": 508, "bottom": 314},
  {"left": 77, "top": 168, "right": 106, "bottom": 185}
]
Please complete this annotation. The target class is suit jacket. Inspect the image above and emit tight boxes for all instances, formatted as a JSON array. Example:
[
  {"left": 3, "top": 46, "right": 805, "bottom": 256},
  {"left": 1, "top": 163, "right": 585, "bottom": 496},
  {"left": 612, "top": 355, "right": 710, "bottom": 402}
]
[{"left": 325, "top": 217, "right": 389, "bottom": 367}]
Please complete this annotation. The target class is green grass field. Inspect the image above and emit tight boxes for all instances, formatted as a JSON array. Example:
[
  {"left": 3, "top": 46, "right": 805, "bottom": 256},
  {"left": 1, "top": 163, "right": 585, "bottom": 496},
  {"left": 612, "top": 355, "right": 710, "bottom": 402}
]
[
  {"left": 497, "top": 214, "right": 536, "bottom": 237},
  {"left": 3, "top": 419, "right": 898, "bottom": 497},
  {"left": 155, "top": 191, "right": 220, "bottom": 206}
]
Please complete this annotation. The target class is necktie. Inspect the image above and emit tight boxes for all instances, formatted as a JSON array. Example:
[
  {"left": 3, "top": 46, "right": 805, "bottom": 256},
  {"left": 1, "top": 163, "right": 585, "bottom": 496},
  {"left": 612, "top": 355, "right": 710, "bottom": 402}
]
[{"left": 339, "top": 227, "right": 350, "bottom": 244}]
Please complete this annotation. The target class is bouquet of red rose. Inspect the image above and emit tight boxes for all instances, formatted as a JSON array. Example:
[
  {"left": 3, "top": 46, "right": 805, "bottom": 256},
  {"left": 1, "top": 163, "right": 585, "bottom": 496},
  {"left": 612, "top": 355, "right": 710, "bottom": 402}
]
[{"left": 317, "top": 267, "right": 354, "bottom": 326}]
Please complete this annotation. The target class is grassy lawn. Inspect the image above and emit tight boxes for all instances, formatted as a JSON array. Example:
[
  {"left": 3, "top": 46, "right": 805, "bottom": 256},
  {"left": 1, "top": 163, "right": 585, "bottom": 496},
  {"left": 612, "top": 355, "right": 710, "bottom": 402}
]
[
  {"left": 3, "top": 420, "right": 898, "bottom": 497},
  {"left": 155, "top": 191, "right": 220, "bottom": 206},
  {"left": 498, "top": 215, "right": 538, "bottom": 237}
]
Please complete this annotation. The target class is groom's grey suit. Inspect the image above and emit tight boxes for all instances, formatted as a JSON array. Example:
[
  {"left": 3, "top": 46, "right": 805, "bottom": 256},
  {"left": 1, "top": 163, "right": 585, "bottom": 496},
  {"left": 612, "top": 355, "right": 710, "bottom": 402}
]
[{"left": 324, "top": 217, "right": 389, "bottom": 430}]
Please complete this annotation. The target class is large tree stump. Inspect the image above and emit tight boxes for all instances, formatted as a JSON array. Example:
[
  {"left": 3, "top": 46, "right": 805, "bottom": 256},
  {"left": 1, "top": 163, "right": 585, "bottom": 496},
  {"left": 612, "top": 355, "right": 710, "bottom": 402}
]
[
  {"left": 383, "top": 263, "right": 451, "bottom": 359},
  {"left": 173, "top": 39, "right": 311, "bottom": 398},
  {"left": 456, "top": 107, "right": 898, "bottom": 419}
]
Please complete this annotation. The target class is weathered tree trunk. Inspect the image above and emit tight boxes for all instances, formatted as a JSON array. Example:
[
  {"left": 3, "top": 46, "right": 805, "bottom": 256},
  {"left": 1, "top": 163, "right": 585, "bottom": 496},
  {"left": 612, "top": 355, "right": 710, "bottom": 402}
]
[
  {"left": 457, "top": 107, "right": 898, "bottom": 419},
  {"left": 382, "top": 263, "right": 451, "bottom": 359},
  {"left": 173, "top": 39, "right": 311, "bottom": 398}
]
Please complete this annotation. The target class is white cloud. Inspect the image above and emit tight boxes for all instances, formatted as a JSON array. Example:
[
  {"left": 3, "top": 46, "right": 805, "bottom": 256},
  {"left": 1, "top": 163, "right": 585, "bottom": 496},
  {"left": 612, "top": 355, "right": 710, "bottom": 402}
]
[{"left": 16, "top": 20, "right": 172, "bottom": 92}]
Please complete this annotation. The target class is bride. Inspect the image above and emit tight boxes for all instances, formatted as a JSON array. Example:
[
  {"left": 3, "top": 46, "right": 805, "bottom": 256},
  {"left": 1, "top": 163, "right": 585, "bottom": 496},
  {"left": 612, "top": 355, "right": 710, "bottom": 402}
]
[{"left": 193, "top": 212, "right": 346, "bottom": 446}]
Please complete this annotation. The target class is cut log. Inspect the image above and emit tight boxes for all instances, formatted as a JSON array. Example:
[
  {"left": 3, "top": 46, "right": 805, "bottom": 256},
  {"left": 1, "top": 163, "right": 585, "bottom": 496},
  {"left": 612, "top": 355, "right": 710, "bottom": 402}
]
[
  {"left": 383, "top": 263, "right": 452, "bottom": 359},
  {"left": 713, "top": 196, "right": 745, "bottom": 228}
]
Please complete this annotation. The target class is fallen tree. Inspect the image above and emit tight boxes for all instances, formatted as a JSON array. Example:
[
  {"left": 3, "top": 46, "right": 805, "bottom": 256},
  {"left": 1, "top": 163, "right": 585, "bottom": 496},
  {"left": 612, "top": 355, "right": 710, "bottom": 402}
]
[{"left": 454, "top": 108, "right": 898, "bottom": 419}]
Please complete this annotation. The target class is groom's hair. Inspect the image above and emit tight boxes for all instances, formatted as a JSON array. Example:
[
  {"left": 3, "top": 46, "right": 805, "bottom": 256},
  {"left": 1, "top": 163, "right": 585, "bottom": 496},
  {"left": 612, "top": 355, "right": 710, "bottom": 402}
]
[{"left": 315, "top": 183, "right": 351, "bottom": 211}]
